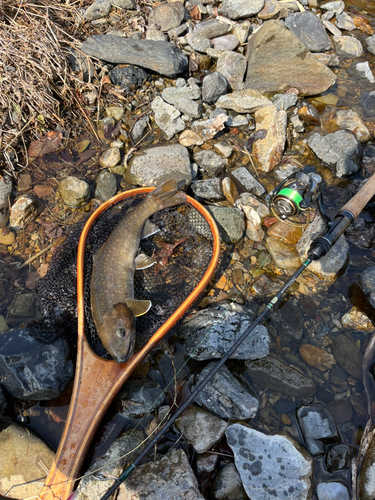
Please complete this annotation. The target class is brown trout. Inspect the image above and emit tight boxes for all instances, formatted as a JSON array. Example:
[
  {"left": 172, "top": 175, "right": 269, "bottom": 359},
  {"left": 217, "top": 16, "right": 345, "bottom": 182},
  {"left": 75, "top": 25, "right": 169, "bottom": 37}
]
[{"left": 90, "top": 179, "right": 186, "bottom": 363}]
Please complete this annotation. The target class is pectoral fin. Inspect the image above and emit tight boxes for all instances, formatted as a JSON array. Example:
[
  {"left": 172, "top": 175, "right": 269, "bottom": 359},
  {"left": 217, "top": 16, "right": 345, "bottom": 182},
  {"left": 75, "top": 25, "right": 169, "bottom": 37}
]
[
  {"left": 141, "top": 219, "right": 160, "bottom": 239},
  {"left": 135, "top": 253, "right": 156, "bottom": 270},
  {"left": 125, "top": 298, "right": 152, "bottom": 317}
]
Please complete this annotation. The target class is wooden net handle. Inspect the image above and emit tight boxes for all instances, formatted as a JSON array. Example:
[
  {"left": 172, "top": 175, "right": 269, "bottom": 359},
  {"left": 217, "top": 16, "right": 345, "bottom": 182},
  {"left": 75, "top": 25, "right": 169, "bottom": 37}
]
[{"left": 341, "top": 172, "right": 375, "bottom": 219}]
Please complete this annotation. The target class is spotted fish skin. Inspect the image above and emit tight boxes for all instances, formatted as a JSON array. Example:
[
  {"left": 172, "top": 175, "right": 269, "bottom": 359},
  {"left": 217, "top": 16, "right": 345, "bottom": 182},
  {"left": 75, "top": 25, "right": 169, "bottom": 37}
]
[{"left": 90, "top": 180, "right": 186, "bottom": 364}]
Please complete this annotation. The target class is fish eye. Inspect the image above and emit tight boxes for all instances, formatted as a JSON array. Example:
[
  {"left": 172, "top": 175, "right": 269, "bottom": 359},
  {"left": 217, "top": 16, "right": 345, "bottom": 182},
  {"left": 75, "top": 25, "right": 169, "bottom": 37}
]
[{"left": 116, "top": 328, "right": 126, "bottom": 339}]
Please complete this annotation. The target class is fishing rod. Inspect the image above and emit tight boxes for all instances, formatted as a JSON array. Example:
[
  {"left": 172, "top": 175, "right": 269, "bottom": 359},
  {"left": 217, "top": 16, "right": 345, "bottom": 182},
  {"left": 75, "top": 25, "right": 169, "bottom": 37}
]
[{"left": 97, "top": 172, "right": 375, "bottom": 500}]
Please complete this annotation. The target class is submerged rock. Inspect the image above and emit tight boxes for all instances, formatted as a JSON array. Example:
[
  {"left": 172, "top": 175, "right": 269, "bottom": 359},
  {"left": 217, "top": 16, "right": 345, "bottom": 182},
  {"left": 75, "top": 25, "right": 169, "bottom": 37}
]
[
  {"left": 194, "top": 362, "right": 259, "bottom": 419},
  {"left": 226, "top": 424, "right": 314, "bottom": 500},
  {"left": 179, "top": 302, "right": 269, "bottom": 361},
  {"left": 297, "top": 405, "right": 339, "bottom": 456},
  {"left": 360, "top": 266, "right": 375, "bottom": 308},
  {"left": 325, "top": 444, "right": 356, "bottom": 472},
  {"left": 266, "top": 236, "right": 301, "bottom": 269},
  {"left": 316, "top": 482, "right": 350, "bottom": 500},
  {"left": 321, "top": 106, "right": 370, "bottom": 143},
  {"left": 245, "top": 20, "right": 337, "bottom": 96},
  {"left": 341, "top": 306, "right": 374, "bottom": 333},
  {"left": 331, "top": 334, "right": 363, "bottom": 379}
]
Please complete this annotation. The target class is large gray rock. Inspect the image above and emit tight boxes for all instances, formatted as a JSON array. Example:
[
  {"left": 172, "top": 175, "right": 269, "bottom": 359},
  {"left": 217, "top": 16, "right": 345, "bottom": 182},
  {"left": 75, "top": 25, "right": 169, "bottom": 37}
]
[
  {"left": 125, "top": 144, "right": 191, "bottom": 186},
  {"left": 118, "top": 378, "right": 164, "bottom": 418},
  {"left": 347, "top": 61, "right": 375, "bottom": 83},
  {"left": 226, "top": 424, "right": 314, "bottom": 500},
  {"left": 0, "top": 324, "right": 74, "bottom": 401},
  {"left": 245, "top": 20, "right": 337, "bottom": 96},
  {"left": 81, "top": 36, "right": 188, "bottom": 76},
  {"left": 117, "top": 449, "right": 204, "bottom": 500},
  {"left": 308, "top": 130, "right": 362, "bottom": 178},
  {"left": 220, "top": 0, "right": 264, "bottom": 20},
  {"left": 360, "top": 266, "right": 375, "bottom": 308},
  {"left": 179, "top": 303, "right": 269, "bottom": 360},
  {"left": 202, "top": 72, "right": 228, "bottom": 104},
  {"left": 206, "top": 206, "right": 245, "bottom": 243},
  {"left": 194, "top": 362, "right": 259, "bottom": 419},
  {"left": 333, "top": 35, "right": 363, "bottom": 58},
  {"left": 148, "top": 2, "right": 185, "bottom": 32},
  {"left": 284, "top": 11, "right": 332, "bottom": 52},
  {"left": 297, "top": 406, "right": 339, "bottom": 456},
  {"left": 217, "top": 51, "right": 247, "bottom": 91},
  {"left": 151, "top": 96, "right": 186, "bottom": 140},
  {"left": 331, "top": 334, "right": 363, "bottom": 379},
  {"left": 246, "top": 355, "right": 316, "bottom": 396}
]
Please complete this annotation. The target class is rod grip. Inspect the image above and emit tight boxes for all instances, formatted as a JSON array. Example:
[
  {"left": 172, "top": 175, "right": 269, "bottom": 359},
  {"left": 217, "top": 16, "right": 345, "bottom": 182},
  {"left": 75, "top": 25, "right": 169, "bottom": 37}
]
[{"left": 341, "top": 172, "right": 375, "bottom": 218}]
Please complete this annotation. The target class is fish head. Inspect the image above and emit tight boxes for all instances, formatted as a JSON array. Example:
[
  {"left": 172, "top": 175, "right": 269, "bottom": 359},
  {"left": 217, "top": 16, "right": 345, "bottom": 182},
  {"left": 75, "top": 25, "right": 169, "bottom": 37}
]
[{"left": 105, "top": 303, "right": 136, "bottom": 364}]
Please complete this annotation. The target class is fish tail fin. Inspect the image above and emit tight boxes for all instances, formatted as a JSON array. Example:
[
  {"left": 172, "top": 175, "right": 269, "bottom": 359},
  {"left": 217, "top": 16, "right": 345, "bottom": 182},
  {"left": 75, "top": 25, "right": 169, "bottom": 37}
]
[{"left": 150, "top": 179, "right": 187, "bottom": 209}]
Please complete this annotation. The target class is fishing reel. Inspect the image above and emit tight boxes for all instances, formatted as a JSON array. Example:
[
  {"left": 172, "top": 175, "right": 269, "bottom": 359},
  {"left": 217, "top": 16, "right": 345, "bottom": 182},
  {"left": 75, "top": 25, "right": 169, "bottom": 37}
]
[{"left": 267, "top": 165, "right": 324, "bottom": 227}]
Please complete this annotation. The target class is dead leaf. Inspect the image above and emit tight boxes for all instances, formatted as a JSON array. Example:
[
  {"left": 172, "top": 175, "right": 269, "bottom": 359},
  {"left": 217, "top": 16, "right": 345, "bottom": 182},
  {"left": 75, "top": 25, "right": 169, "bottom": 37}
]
[
  {"left": 102, "top": 74, "right": 112, "bottom": 85},
  {"left": 28, "top": 131, "right": 63, "bottom": 158},
  {"left": 104, "top": 120, "right": 121, "bottom": 141},
  {"left": 353, "top": 15, "right": 374, "bottom": 35},
  {"left": 33, "top": 185, "right": 54, "bottom": 198},
  {"left": 40, "top": 221, "right": 63, "bottom": 238}
]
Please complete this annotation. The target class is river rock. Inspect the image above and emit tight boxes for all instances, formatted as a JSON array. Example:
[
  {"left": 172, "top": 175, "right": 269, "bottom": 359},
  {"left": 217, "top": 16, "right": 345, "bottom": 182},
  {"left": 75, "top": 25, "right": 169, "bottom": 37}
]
[
  {"left": 347, "top": 61, "right": 375, "bottom": 83},
  {"left": 117, "top": 449, "right": 204, "bottom": 500},
  {"left": 360, "top": 266, "right": 375, "bottom": 308},
  {"left": 216, "top": 88, "right": 271, "bottom": 113},
  {"left": 191, "top": 178, "right": 225, "bottom": 201},
  {"left": 246, "top": 355, "right": 316, "bottom": 396},
  {"left": 231, "top": 167, "right": 266, "bottom": 196},
  {"left": 59, "top": 177, "right": 90, "bottom": 207},
  {"left": 179, "top": 302, "right": 269, "bottom": 360},
  {"left": 253, "top": 105, "right": 287, "bottom": 173},
  {"left": 296, "top": 215, "right": 349, "bottom": 280},
  {"left": 299, "top": 344, "right": 335, "bottom": 371},
  {"left": 179, "top": 129, "right": 203, "bottom": 146},
  {"left": 210, "top": 463, "right": 248, "bottom": 500},
  {"left": 118, "top": 378, "right": 164, "bottom": 418},
  {"left": 285, "top": 11, "right": 332, "bottom": 52},
  {"left": 226, "top": 424, "right": 313, "bottom": 500},
  {"left": 193, "top": 150, "right": 227, "bottom": 174},
  {"left": 325, "top": 444, "right": 356, "bottom": 472},
  {"left": 202, "top": 72, "right": 228, "bottom": 103},
  {"left": 175, "top": 405, "right": 228, "bottom": 453},
  {"left": 233, "top": 21, "right": 250, "bottom": 44},
  {"left": 235, "top": 192, "right": 269, "bottom": 218},
  {"left": 321, "top": 0, "right": 344, "bottom": 13},
  {"left": 297, "top": 406, "right": 339, "bottom": 456},
  {"left": 81, "top": 36, "right": 188, "bottom": 76},
  {"left": 126, "top": 144, "right": 191, "bottom": 186},
  {"left": 216, "top": 51, "right": 247, "bottom": 91},
  {"left": 193, "top": 19, "right": 231, "bottom": 39},
  {"left": 317, "top": 482, "right": 350, "bottom": 500},
  {"left": 67, "top": 47, "right": 95, "bottom": 81},
  {"left": 85, "top": 0, "right": 111, "bottom": 21},
  {"left": 266, "top": 236, "right": 301, "bottom": 269},
  {"left": 215, "top": 142, "right": 233, "bottom": 157},
  {"left": 220, "top": 0, "right": 264, "bottom": 20},
  {"left": 258, "top": 0, "right": 287, "bottom": 20},
  {"left": 0, "top": 175, "right": 12, "bottom": 228},
  {"left": 341, "top": 306, "right": 374, "bottom": 333},
  {"left": 8, "top": 292, "right": 36, "bottom": 318},
  {"left": 162, "top": 85, "right": 201, "bottom": 105},
  {"left": 109, "top": 65, "right": 149, "bottom": 89},
  {"left": 271, "top": 92, "right": 298, "bottom": 111},
  {"left": 367, "top": 34, "right": 375, "bottom": 55},
  {"left": 194, "top": 362, "right": 259, "bottom": 419},
  {"left": 245, "top": 20, "right": 337, "bottom": 96},
  {"left": 361, "top": 91, "right": 375, "bottom": 118},
  {"left": 76, "top": 429, "right": 145, "bottom": 500},
  {"left": 333, "top": 35, "right": 363, "bottom": 58},
  {"left": 0, "top": 420, "right": 55, "bottom": 499},
  {"left": 206, "top": 206, "right": 245, "bottom": 243},
  {"left": 151, "top": 96, "right": 186, "bottom": 139},
  {"left": 9, "top": 195, "right": 40, "bottom": 228},
  {"left": 336, "top": 12, "right": 356, "bottom": 31},
  {"left": 212, "top": 34, "right": 239, "bottom": 51},
  {"left": 100, "top": 147, "right": 121, "bottom": 168},
  {"left": 131, "top": 116, "right": 149, "bottom": 144},
  {"left": 321, "top": 106, "right": 370, "bottom": 143},
  {"left": 332, "top": 334, "right": 363, "bottom": 380},
  {"left": 186, "top": 33, "right": 211, "bottom": 52},
  {"left": 148, "top": 2, "right": 185, "bottom": 32},
  {"left": 308, "top": 130, "right": 361, "bottom": 178},
  {"left": 267, "top": 221, "right": 302, "bottom": 244}
]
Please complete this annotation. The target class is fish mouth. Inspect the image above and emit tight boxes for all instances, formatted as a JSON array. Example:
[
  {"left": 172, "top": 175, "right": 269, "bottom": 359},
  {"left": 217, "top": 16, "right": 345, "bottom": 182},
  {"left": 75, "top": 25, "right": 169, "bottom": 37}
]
[{"left": 112, "top": 353, "right": 131, "bottom": 364}]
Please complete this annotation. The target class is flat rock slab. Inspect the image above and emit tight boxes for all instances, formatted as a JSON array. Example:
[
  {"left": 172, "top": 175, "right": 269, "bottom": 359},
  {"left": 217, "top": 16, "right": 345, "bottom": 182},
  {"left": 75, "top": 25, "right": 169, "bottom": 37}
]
[
  {"left": 245, "top": 20, "right": 336, "bottom": 96},
  {"left": 194, "top": 362, "right": 259, "bottom": 419},
  {"left": 117, "top": 449, "right": 204, "bottom": 500},
  {"left": 126, "top": 144, "right": 191, "bottom": 186},
  {"left": 216, "top": 89, "right": 271, "bottom": 113},
  {"left": 179, "top": 302, "right": 269, "bottom": 360},
  {"left": 81, "top": 36, "right": 188, "bottom": 76},
  {"left": 226, "top": 424, "right": 313, "bottom": 500},
  {"left": 284, "top": 11, "right": 332, "bottom": 52}
]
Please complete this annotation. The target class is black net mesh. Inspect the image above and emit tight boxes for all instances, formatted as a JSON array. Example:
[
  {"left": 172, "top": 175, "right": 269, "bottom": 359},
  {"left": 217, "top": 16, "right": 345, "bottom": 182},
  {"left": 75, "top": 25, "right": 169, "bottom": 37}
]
[{"left": 36, "top": 194, "right": 214, "bottom": 360}]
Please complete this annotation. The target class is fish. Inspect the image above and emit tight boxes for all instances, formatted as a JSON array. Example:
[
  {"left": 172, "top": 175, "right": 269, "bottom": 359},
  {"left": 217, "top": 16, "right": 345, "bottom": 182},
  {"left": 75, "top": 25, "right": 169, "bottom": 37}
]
[{"left": 90, "top": 179, "right": 187, "bottom": 364}]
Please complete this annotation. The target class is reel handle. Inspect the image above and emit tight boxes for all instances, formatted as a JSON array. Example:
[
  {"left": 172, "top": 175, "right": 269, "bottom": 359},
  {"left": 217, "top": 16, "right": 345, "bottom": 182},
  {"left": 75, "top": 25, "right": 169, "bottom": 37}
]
[{"left": 341, "top": 172, "right": 375, "bottom": 218}]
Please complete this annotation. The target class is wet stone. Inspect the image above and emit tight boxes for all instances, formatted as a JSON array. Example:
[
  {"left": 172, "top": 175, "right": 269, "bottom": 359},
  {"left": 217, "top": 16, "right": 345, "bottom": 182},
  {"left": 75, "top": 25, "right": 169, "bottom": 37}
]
[
  {"left": 109, "top": 65, "right": 149, "bottom": 89},
  {"left": 325, "top": 444, "right": 356, "bottom": 472},
  {"left": 331, "top": 334, "right": 363, "bottom": 379},
  {"left": 267, "top": 221, "right": 301, "bottom": 244},
  {"left": 360, "top": 266, "right": 375, "bottom": 308},
  {"left": 249, "top": 274, "right": 283, "bottom": 297},
  {"left": 0, "top": 324, "right": 74, "bottom": 400},
  {"left": 327, "top": 400, "right": 353, "bottom": 424},
  {"left": 126, "top": 144, "right": 191, "bottom": 186},
  {"left": 194, "top": 362, "right": 259, "bottom": 419},
  {"left": 77, "top": 429, "right": 144, "bottom": 500},
  {"left": 9, "top": 293, "right": 36, "bottom": 318},
  {"left": 193, "top": 19, "right": 231, "bottom": 39},
  {"left": 216, "top": 51, "right": 247, "bottom": 91},
  {"left": 119, "top": 378, "right": 164, "bottom": 418},
  {"left": 347, "top": 61, "right": 375, "bottom": 83},
  {"left": 341, "top": 306, "right": 374, "bottom": 333},
  {"left": 202, "top": 72, "right": 228, "bottom": 104},
  {"left": 191, "top": 178, "right": 225, "bottom": 201},
  {"left": 316, "top": 482, "right": 350, "bottom": 500},
  {"left": 210, "top": 463, "right": 248, "bottom": 500},
  {"left": 179, "top": 302, "right": 269, "bottom": 360},
  {"left": 85, "top": 0, "right": 111, "bottom": 21},
  {"left": 175, "top": 404, "right": 228, "bottom": 453},
  {"left": 297, "top": 405, "right": 339, "bottom": 456},
  {"left": 100, "top": 147, "right": 121, "bottom": 168},
  {"left": 151, "top": 96, "right": 186, "bottom": 139},
  {"left": 193, "top": 150, "right": 227, "bottom": 174},
  {"left": 308, "top": 130, "right": 362, "bottom": 178},
  {"left": 321, "top": 106, "right": 370, "bottom": 144},
  {"left": 0, "top": 175, "right": 12, "bottom": 228},
  {"left": 59, "top": 177, "right": 90, "bottom": 207},
  {"left": 0, "top": 420, "right": 55, "bottom": 499},
  {"left": 226, "top": 424, "right": 313, "bottom": 500},
  {"left": 148, "top": 2, "right": 185, "bottom": 32},
  {"left": 216, "top": 88, "right": 271, "bottom": 113},
  {"left": 333, "top": 35, "right": 363, "bottom": 58},
  {"left": 246, "top": 355, "right": 316, "bottom": 396},
  {"left": 358, "top": 434, "right": 375, "bottom": 499},
  {"left": 299, "top": 344, "right": 335, "bottom": 371},
  {"left": 117, "top": 449, "right": 204, "bottom": 500},
  {"left": 266, "top": 236, "right": 301, "bottom": 269},
  {"left": 196, "top": 453, "right": 218, "bottom": 490},
  {"left": 298, "top": 103, "right": 320, "bottom": 125},
  {"left": 9, "top": 195, "right": 39, "bottom": 228},
  {"left": 231, "top": 167, "right": 266, "bottom": 196},
  {"left": 360, "top": 91, "right": 375, "bottom": 118},
  {"left": 284, "top": 11, "right": 332, "bottom": 52},
  {"left": 206, "top": 206, "right": 245, "bottom": 243},
  {"left": 220, "top": 0, "right": 264, "bottom": 20}
]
